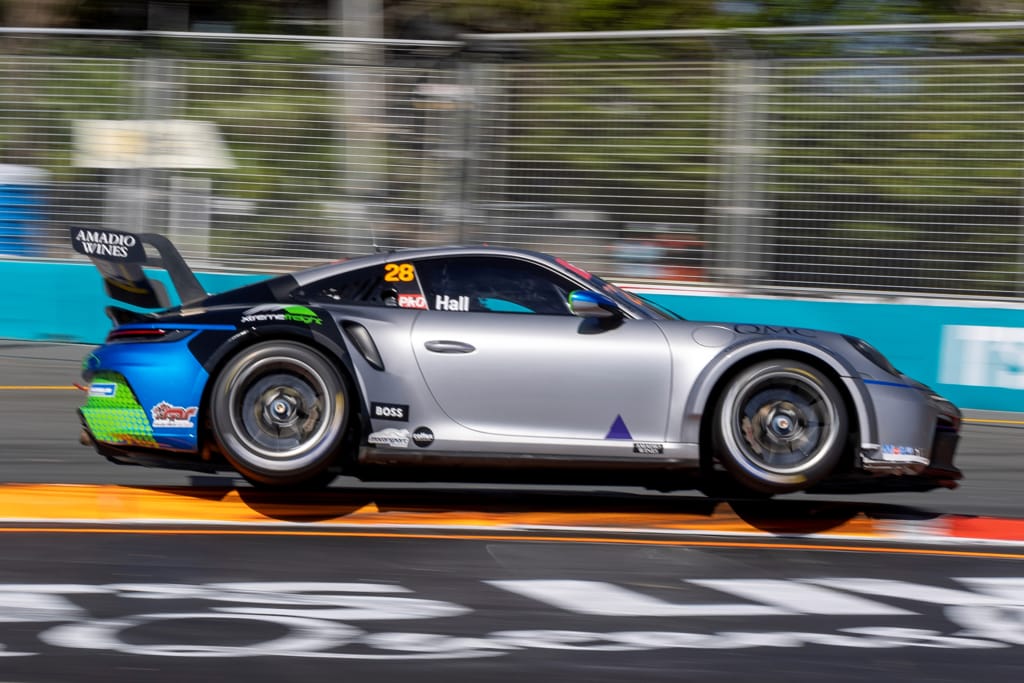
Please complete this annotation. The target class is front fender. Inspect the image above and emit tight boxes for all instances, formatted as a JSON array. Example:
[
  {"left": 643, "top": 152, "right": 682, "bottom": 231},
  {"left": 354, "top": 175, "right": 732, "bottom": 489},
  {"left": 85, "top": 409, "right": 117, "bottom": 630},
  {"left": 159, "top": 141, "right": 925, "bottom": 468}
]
[{"left": 679, "top": 338, "right": 877, "bottom": 451}]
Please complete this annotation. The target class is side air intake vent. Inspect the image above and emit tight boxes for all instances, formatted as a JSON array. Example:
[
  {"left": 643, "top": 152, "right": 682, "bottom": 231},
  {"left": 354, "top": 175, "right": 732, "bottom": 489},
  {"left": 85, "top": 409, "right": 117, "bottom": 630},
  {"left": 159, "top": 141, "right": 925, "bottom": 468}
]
[{"left": 342, "top": 321, "right": 385, "bottom": 371}]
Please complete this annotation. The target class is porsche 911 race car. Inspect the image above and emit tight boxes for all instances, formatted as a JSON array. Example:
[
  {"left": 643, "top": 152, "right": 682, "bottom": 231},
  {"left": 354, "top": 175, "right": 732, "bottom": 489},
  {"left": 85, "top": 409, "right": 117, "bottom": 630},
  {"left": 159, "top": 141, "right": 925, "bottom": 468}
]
[{"left": 72, "top": 227, "right": 962, "bottom": 496}]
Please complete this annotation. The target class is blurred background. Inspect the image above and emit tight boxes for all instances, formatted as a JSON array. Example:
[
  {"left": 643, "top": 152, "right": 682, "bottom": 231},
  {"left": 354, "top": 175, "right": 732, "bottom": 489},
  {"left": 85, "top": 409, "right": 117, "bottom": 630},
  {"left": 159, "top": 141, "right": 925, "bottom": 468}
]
[{"left": 1, "top": 1, "right": 1024, "bottom": 300}]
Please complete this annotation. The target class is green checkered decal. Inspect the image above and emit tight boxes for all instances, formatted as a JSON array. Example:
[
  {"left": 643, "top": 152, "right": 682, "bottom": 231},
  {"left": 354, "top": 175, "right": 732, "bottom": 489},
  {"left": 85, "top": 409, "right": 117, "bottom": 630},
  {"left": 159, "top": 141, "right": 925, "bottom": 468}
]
[{"left": 81, "top": 372, "right": 158, "bottom": 447}]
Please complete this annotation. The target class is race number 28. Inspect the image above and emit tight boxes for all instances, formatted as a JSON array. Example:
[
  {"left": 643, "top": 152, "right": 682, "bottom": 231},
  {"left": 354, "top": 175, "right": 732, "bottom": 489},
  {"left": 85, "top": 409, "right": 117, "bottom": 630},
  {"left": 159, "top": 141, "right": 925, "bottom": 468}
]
[{"left": 384, "top": 263, "right": 415, "bottom": 282}]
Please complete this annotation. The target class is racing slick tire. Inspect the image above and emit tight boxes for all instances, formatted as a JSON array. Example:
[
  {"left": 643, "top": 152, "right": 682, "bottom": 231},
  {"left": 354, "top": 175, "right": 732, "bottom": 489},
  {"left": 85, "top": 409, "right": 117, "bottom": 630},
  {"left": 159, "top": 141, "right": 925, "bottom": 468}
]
[
  {"left": 210, "top": 340, "right": 349, "bottom": 488},
  {"left": 712, "top": 359, "right": 847, "bottom": 495}
]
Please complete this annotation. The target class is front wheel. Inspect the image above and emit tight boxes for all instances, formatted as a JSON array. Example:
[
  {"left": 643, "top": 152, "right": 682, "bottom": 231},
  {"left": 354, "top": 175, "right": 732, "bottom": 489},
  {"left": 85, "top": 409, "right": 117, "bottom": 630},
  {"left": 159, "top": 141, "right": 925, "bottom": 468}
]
[
  {"left": 712, "top": 360, "right": 847, "bottom": 495},
  {"left": 209, "top": 341, "right": 350, "bottom": 488}
]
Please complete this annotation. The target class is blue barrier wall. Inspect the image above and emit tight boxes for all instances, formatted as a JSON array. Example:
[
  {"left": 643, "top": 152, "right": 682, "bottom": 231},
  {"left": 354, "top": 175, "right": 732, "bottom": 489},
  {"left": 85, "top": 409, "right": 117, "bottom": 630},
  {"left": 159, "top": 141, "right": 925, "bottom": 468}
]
[
  {"left": 2, "top": 260, "right": 1021, "bottom": 411},
  {"left": 642, "top": 291, "right": 1024, "bottom": 413},
  {"left": 0, "top": 261, "right": 265, "bottom": 343}
]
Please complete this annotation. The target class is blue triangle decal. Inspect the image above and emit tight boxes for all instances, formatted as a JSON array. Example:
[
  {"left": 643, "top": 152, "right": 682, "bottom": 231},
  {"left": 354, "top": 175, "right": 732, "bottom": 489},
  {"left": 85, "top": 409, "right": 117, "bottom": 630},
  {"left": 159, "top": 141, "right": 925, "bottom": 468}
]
[{"left": 605, "top": 414, "right": 632, "bottom": 440}]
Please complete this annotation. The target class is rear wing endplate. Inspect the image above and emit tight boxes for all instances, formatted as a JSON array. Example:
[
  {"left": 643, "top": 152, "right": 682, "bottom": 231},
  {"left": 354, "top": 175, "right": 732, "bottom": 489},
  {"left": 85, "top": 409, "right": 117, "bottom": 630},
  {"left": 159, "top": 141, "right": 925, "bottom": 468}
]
[{"left": 70, "top": 227, "right": 206, "bottom": 309}]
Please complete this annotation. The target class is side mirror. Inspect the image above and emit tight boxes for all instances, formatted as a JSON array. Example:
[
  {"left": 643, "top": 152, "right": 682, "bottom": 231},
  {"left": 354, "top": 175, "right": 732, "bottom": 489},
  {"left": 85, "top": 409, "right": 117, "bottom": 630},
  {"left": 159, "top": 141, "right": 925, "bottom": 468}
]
[{"left": 569, "top": 290, "right": 621, "bottom": 319}]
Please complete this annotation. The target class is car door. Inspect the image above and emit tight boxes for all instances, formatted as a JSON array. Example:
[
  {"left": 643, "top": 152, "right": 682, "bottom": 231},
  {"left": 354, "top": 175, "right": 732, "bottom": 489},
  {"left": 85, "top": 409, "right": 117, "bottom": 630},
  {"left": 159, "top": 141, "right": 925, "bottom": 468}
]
[{"left": 410, "top": 255, "right": 673, "bottom": 442}]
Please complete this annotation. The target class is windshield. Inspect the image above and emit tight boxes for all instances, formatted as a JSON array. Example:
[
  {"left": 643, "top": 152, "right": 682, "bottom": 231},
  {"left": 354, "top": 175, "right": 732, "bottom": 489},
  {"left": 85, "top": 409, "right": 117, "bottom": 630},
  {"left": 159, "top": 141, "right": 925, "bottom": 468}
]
[
  {"left": 595, "top": 277, "right": 684, "bottom": 320},
  {"left": 551, "top": 255, "right": 682, "bottom": 320}
]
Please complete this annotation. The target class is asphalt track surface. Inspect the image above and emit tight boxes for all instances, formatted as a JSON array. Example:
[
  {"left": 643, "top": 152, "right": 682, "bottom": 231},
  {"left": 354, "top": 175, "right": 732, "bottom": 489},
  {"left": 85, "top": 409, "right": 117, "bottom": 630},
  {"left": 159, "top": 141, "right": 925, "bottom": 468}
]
[
  {"left": 2, "top": 341, "right": 1024, "bottom": 682},
  {"left": 1, "top": 529, "right": 1023, "bottom": 683}
]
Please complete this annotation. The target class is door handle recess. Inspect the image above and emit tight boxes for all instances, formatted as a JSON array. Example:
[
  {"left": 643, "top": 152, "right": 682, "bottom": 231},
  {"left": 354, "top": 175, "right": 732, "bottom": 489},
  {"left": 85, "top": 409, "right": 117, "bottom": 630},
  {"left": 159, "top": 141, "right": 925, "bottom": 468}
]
[{"left": 424, "top": 340, "right": 476, "bottom": 354}]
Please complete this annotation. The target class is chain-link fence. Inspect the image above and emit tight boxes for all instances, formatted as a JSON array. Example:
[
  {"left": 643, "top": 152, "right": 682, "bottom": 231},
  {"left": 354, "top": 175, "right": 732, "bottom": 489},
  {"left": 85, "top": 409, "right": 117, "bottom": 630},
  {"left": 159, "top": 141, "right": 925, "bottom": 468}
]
[{"left": 1, "top": 23, "right": 1024, "bottom": 301}]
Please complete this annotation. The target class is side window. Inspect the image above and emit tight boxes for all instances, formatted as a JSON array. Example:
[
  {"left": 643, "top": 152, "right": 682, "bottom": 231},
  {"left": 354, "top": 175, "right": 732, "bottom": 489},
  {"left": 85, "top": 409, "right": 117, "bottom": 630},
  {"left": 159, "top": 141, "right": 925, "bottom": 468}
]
[
  {"left": 415, "top": 256, "right": 575, "bottom": 315},
  {"left": 304, "top": 262, "right": 427, "bottom": 309}
]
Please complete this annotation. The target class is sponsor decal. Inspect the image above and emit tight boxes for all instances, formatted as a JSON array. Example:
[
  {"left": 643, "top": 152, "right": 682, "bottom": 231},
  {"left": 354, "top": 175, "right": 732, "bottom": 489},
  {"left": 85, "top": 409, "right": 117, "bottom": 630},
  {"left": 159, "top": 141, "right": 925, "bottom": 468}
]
[
  {"left": 241, "top": 305, "right": 322, "bottom": 326},
  {"left": 70, "top": 227, "right": 145, "bottom": 261},
  {"left": 398, "top": 293, "right": 428, "bottom": 310},
  {"left": 734, "top": 324, "right": 816, "bottom": 338},
  {"left": 283, "top": 305, "right": 322, "bottom": 325},
  {"left": 881, "top": 444, "right": 926, "bottom": 463},
  {"left": 87, "top": 382, "right": 117, "bottom": 398},
  {"left": 435, "top": 294, "right": 470, "bottom": 312},
  {"left": 367, "top": 428, "right": 410, "bottom": 448},
  {"left": 412, "top": 426, "right": 435, "bottom": 448},
  {"left": 633, "top": 442, "right": 664, "bottom": 455},
  {"left": 371, "top": 402, "right": 409, "bottom": 422},
  {"left": 150, "top": 401, "right": 197, "bottom": 428},
  {"left": 605, "top": 414, "right": 633, "bottom": 440}
]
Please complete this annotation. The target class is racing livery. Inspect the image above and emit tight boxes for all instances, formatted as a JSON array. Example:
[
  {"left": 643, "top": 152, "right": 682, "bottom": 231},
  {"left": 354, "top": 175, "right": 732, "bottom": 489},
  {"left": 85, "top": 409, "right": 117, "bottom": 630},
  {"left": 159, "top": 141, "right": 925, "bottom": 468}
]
[{"left": 72, "top": 227, "right": 962, "bottom": 495}]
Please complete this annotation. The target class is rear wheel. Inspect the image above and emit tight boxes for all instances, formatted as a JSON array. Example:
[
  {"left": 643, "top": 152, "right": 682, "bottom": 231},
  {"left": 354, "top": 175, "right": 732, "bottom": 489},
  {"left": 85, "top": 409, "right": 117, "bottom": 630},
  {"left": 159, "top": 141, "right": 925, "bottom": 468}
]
[
  {"left": 210, "top": 341, "right": 349, "bottom": 488},
  {"left": 712, "top": 360, "right": 847, "bottom": 495}
]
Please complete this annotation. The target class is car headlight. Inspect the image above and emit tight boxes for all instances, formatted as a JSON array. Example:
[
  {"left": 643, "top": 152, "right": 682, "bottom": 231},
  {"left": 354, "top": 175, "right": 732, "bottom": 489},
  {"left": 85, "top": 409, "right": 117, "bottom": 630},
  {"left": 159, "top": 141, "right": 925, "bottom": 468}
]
[{"left": 842, "top": 335, "right": 900, "bottom": 376}]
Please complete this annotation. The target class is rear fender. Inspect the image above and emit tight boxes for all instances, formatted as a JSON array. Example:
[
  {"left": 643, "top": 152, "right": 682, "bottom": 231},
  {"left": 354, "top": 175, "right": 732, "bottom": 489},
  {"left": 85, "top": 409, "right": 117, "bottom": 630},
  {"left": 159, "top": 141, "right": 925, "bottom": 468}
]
[{"left": 199, "top": 323, "right": 363, "bottom": 431}]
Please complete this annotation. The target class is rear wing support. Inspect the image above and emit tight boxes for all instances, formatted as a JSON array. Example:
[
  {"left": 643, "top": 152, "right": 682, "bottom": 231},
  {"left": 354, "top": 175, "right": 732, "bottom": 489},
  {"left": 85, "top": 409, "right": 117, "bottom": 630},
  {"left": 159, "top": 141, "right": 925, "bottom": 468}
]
[{"left": 70, "top": 227, "right": 206, "bottom": 309}]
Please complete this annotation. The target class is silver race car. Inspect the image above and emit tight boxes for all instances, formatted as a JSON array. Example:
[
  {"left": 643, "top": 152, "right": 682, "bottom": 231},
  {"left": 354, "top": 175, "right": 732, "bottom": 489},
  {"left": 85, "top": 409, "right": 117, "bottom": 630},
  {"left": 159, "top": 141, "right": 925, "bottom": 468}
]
[{"left": 73, "top": 228, "right": 962, "bottom": 495}]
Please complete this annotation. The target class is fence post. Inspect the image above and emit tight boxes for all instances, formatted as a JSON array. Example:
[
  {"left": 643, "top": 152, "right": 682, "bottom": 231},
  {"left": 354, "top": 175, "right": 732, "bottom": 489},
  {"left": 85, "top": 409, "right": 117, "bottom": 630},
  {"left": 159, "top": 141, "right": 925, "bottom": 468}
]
[
  {"left": 713, "top": 39, "right": 768, "bottom": 289},
  {"left": 452, "top": 56, "right": 486, "bottom": 245},
  {"left": 331, "top": 2, "right": 387, "bottom": 252},
  {"left": 104, "top": 57, "right": 175, "bottom": 236},
  {"left": 1020, "top": 142, "right": 1024, "bottom": 295}
]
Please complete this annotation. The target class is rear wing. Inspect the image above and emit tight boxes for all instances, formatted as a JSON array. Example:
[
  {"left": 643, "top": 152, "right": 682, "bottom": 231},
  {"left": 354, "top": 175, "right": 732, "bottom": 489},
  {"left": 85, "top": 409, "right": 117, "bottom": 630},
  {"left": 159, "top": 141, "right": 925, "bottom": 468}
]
[{"left": 70, "top": 227, "right": 206, "bottom": 309}]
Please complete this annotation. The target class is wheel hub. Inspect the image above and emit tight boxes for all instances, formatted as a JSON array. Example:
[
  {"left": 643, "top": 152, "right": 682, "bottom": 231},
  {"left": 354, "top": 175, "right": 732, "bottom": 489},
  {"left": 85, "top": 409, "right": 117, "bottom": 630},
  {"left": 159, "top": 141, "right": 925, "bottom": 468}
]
[
  {"left": 237, "top": 371, "right": 327, "bottom": 456},
  {"left": 739, "top": 388, "right": 824, "bottom": 465},
  {"left": 264, "top": 391, "right": 299, "bottom": 426},
  {"left": 766, "top": 404, "right": 800, "bottom": 440}
]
